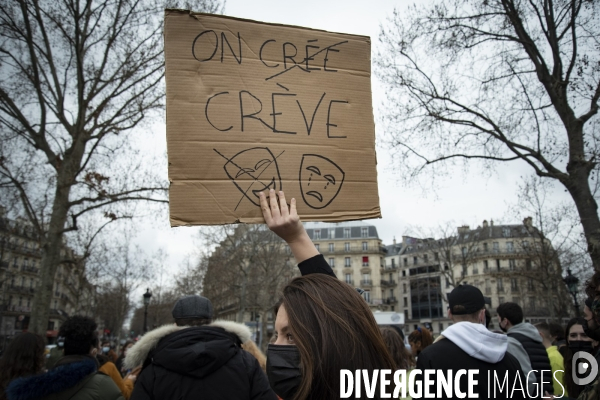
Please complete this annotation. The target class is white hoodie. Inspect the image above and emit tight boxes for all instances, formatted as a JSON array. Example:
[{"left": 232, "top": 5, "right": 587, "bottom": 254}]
[{"left": 441, "top": 321, "right": 508, "bottom": 363}]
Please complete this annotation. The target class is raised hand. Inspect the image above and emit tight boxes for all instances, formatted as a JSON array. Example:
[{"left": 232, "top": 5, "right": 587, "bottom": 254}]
[{"left": 259, "top": 189, "right": 319, "bottom": 262}]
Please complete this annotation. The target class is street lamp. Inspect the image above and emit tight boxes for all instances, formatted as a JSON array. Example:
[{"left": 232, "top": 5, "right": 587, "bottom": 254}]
[
  {"left": 143, "top": 288, "right": 152, "bottom": 334},
  {"left": 255, "top": 314, "right": 260, "bottom": 345},
  {"left": 563, "top": 269, "right": 580, "bottom": 317}
]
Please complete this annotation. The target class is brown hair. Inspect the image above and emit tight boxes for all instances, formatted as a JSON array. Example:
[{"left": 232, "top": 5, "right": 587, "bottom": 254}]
[
  {"left": 407, "top": 325, "right": 433, "bottom": 355},
  {"left": 379, "top": 327, "right": 414, "bottom": 370},
  {"left": 451, "top": 309, "right": 484, "bottom": 323},
  {"left": 281, "top": 274, "right": 395, "bottom": 400},
  {"left": 0, "top": 332, "right": 45, "bottom": 398}
]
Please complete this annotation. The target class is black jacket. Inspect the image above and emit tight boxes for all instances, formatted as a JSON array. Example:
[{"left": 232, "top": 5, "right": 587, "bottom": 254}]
[
  {"left": 508, "top": 322, "right": 554, "bottom": 396},
  {"left": 416, "top": 322, "right": 530, "bottom": 399},
  {"left": 125, "top": 321, "right": 276, "bottom": 400}
]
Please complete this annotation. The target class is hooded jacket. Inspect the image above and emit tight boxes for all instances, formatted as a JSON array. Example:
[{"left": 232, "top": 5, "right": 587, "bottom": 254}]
[
  {"left": 416, "top": 322, "right": 529, "bottom": 399},
  {"left": 5, "top": 355, "right": 124, "bottom": 400},
  {"left": 124, "top": 320, "right": 276, "bottom": 400},
  {"left": 508, "top": 322, "right": 554, "bottom": 395}
]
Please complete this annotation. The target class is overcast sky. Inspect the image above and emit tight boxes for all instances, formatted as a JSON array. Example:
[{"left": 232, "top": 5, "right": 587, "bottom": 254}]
[{"left": 135, "top": 0, "right": 571, "bottom": 274}]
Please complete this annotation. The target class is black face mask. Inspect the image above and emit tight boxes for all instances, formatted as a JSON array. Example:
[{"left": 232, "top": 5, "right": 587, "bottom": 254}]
[
  {"left": 266, "top": 344, "right": 302, "bottom": 399},
  {"left": 569, "top": 340, "right": 595, "bottom": 355}
]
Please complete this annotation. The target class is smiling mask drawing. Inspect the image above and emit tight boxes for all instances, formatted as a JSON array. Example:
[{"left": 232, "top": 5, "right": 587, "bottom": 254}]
[
  {"left": 222, "top": 147, "right": 282, "bottom": 208},
  {"left": 300, "top": 154, "right": 345, "bottom": 209}
]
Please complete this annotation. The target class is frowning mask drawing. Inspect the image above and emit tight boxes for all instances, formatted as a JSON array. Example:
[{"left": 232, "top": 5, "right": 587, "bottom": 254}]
[
  {"left": 214, "top": 147, "right": 283, "bottom": 210},
  {"left": 299, "top": 154, "right": 345, "bottom": 209}
]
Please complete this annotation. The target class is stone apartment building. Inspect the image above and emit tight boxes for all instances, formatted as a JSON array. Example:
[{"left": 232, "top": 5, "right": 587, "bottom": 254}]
[
  {"left": 0, "top": 211, "right": 97, "bottom": 344},
  {"left": 305, "top": 221, "right": 393, "bottom": 311},
  {"left": 387, "top": 218, "right": 571, "bottom": 336}
]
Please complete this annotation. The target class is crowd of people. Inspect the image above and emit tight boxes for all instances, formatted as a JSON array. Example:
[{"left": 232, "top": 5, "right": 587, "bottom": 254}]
[{"left": 0, "top": 189, "right": 599, "bottom": 400}]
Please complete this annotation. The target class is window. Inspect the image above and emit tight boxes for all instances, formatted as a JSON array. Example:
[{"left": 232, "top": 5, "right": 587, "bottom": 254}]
[
  {"left": 345, "top": 274, "right": 352, "bottom": 284},
  {"left": 344, "top": 228, "right": 351, "bottom": 238},
  {"left": 483, "top": 243, "right": 488, "bottom": 252},
  {"left": 329, "top": 243, "right": 334, "bottom": 252},
  {"left": 390, "top": 289, "right": 394, "bottom": 297},
  {"left": 315, "top": 244, "right": 320, "bottom": 251},
  {"left": 493, "top": 242, "right": 499, "bottom": 252},
  {"left": 13, "top": 258, "right": 18, "bottom": 268},
  {"left": 362, "top": 273, "right": 371, "bottom": 282},
  {"left": 522, "top": 240, "right": 529, "bottom": 248},
  {"left": 329, "top": 229, "right": 336, "bottom": 239},
  {"left": 363, "top": 291, "right": 371, "bottom": 303},
  {"left": 362, "top": 242, "right": 368, "bottom": 251},
  {"left": 499, "top": 297, "right": 505, "bottom": 305},
  {"left": 496, "top": 259, "right": 501, "bottom": 270},
  {"left": 434, "top": 252, "right": 439, "bottom": 261},
  {"left": 527, "top": 278, "right": 534, "bottom": 290},
  {"left": 424, "top": 254, "right": 428, "bottom": 262},
  {"left": 461, "top": 247, "right": 467, "bottom": 256},
  {"left": 402, "top": 270, "right": 406, "bottom": 277},
  {"left": 403, "top": 283, "right": 407, "bottom": 293},
  {"left": 23, "top": 258, "right": 29, "bottom": 268},
  {"left": 314, "top": 230, "right": 321, "bottom": 240},
  {"left": 525, "top": 259, "right": 532, "bottom": 270},
  {"left": 53, "top": 300, "right": 57, "bottom": 309},
  {"left": 530, "top": 297, "right": 536, "bottom": 310},
  {"left": 462, "top": 265, "right": 468, "bottom": 276},
  {"left": 445, "top": 278, "right": 450, "bottom": 288},
  {"left": 403, "top": 258, "right": 408, "bottom": 266},
  {"left": 345, "top": 257, "right": 351, "bottom": 267},
  {"left": 413, "top": 257, "right": 418, "bottom": 265},
  {"left": 497, "top": 278, "right": 504, "bottom": 291},
  {"left": 21, "top": 277, "right": 25, "bottom": 287},
  {"left": 511, "top": 278, "right": 518, "bottom": 290},
  {"left": 403, "top": 297, "right": 408, "bottom": 307},
  {"left": 483, "top": 260, "right": 489, "bottom": 270},
  {"left": 506, "top": 242, "right": 514, "bottom": 252},
  {"left": 391, "top": 259, "right": 396, "bottom": 268},
  {"left": 29, "top": 279, "right": 33, "bottom": 288},
  {"left": 18, "top": 297, "right": 23, "bottom": 306},
  {"left": 328, "top": 258, "right": 335, "bottom": 267},
  {"left": 509, "top": 259, "right": 516, "bottom": 270},
  {"left": 361, "top": 227, "right": 368, "bottom": 238},
  {"left": 362, "top": 256, "right": 369, "bottom": 267},
  {"left": 503, "top": 227, "right": 512, "bottom": 237},
  {"left": 344, "top": 242, "right": 350, "bottom": 251}
]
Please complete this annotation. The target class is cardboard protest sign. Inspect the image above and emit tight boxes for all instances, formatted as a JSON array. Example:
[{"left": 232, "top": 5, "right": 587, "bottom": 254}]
[{"left": 165, "top": 10, "right": 381, "bottom": 226}]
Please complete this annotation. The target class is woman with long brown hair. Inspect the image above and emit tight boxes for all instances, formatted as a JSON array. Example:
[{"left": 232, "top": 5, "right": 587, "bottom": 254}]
[
  {"left": 407, "top": 326, "right": 433, "bottom": 359},
  {"left": 261, "top": 189, "right": 396, "bottom": 400},
  {"left": 0, "top": 332, "right": 46, "bottom": 400}
]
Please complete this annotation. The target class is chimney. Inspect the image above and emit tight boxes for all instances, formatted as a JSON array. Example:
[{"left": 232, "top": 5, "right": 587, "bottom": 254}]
[
  {"left": 393, "top": 236, "right": 396, "bottom": 246},
  {"left": 457, "top": 225, "right": 470, "bottom": 234},
  {"left": 523, "top": 217, "right": 533, "bottom": 228},
  {"left": 482, "top": 220, "right": 488, "bottom": 228},
  {"left": 490, "top": 219, "right": 494, "bottom": 226}
]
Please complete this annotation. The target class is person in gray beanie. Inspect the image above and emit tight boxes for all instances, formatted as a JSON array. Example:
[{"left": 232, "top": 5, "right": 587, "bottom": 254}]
[{"left": 125, "top": 295, "right": 276, "bottom": 400}]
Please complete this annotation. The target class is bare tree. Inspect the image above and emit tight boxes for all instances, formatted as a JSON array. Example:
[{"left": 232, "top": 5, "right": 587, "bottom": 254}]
[
  {"left": 377, "top": 0, "right": 600, "bottom": 270},
  {"left": 495, "top": 175, "right": 587, "bottom": 318},
  {"left": 202, "top": 224, "right": 297, "bottom": 349},
  {"left": 0, "top": 0, "right": 223, "bottom": 333}
]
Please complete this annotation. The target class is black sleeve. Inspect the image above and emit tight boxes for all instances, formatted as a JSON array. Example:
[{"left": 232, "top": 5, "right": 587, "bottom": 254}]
[
  {"left": 298, "top": 254, "right": 336, "bottom": 277},
  {"left": 246, "top": 354, "right": 277, "bottom": 400}
]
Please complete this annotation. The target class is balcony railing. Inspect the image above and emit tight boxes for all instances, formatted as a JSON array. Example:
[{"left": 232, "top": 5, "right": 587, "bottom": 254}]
[
  {"left": 385, "top": 296, "right": 397, "bottom": 304},
  {"left": 22, "top": 266, "right": 39, "bottom": 274},
  {"left": 344, "top": 280, "right": 354, "bottom": 285},
  {"left": 381, "top": 279, "right": 396, "bottom": 286},
  {"left": 382, "top": 264, "right": 398, "bottom": 271},
  {"left": 360, "top": 279, "right": 373, "bottom": 286}
]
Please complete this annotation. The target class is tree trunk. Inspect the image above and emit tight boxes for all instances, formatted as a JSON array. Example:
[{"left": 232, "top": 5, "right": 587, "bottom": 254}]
[
  {"left": 563, "top": 169, "right": 600, "bottom": 272},
  {"left": 29, "top": 140, "right": 86, "bottom": 334}
]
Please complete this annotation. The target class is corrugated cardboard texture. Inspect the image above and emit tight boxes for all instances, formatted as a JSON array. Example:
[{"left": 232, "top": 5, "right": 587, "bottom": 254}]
[{"left": 165, "top": 10, "right": 381, "bottom": 226}]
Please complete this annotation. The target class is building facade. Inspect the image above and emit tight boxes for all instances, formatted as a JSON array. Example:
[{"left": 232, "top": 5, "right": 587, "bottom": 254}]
[
  {"left": 389, "top": 219, "right": 571, "bottom": 336},
  {"left": 305, "top": 221, "right": 393, "bottom": 311},
  {"left": 0, "top": 211, "right": 97, "bottom": 344}
]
